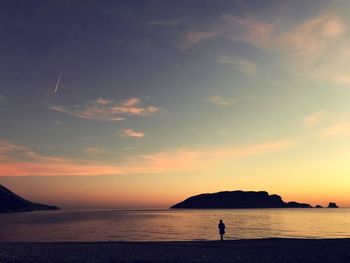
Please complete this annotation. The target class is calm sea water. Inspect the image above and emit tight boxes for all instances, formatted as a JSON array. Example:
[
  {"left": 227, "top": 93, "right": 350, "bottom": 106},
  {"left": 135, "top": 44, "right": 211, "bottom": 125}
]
[{"left": 0, "top": 209, "right": 349, "bottom": 242}]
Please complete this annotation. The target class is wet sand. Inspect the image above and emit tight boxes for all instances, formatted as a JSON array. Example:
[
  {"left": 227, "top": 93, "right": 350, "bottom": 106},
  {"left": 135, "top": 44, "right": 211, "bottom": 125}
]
[{"left": 1, "top": 238, "right": 350, "bottom": 262}]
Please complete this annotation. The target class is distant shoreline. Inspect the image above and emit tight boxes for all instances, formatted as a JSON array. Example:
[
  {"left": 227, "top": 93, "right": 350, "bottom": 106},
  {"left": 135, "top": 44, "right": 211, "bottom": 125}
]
[
  {"left": 1, "top": 238, "right": 350, "bottom": 262},
  {"left": 2, "top": 207, "right": 350, "bottom": 213}
]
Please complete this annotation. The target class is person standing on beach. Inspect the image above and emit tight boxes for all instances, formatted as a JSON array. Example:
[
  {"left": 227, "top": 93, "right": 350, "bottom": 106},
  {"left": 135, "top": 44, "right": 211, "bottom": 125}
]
[{"left": 218, "top": 220, "right": 225, "bottom": 241}]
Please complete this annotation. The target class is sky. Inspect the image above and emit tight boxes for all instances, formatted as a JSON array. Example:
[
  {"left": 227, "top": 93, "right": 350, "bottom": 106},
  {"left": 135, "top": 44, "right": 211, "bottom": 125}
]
[{"left": 0, "top": 0, "right": 350, "bottom": 209}]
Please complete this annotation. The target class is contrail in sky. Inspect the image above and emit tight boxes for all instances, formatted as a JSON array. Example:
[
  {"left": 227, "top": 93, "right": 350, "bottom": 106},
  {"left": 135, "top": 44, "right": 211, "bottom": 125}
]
[{"left": 54, "top": 73, "right": 62, "bottom": 93}]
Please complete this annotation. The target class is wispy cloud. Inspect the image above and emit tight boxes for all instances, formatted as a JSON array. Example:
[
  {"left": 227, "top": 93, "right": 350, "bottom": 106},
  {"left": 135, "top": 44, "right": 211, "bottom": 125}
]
[
  {"left": 54, "top": 120, "right": 65, "bottom": 126},
  {"left": 221, "top": 15, "right": 274, "bottom": 47},
  {"left": 50, "top": 97, "right": 160, "bottom": 121},
  {"left": 228, "top": 13, "right": 348, "bottom": 85},
  {"left": 180, "top": 15, "right": 274, "bottom": 50},
  {"left": 308, "top": 40, "right": 350, "bottom": 86},
  {"left": 136, "top": 139, "right": 294, "bottom": 173},
  {"left": 275, "top": 14, "right": 350, "bottom": 86},
  {"left": 181, "top": 12, "right": 350, "bottom": 86},
  {"left": 84, "top": 147, "right": 107, "bottom": 155},
  {"left": 0, "top": 139, "right": 124, "bottom": 176},
  {"left": 210, "top": 140, "right": 294, "bottom": 157},
  {"left": 322, "top": 73, "right": 350, "bottom": 85},
  {"left": 189, "top": 13, "right": 344, "bottom": 61},
  {"left": 304, "top": 110, "right": 326, "bottom": 127},
  {"left": 0, "top": 138, "right": 295, "bottom": 177},
  {"left": 0, "top": 139, "right": 25, "bottom": 156},
  {"left": 319, "top": 122, "right": 350, "bottom": 138},
  {"left": 147, "top": 19, "right": 183, "bottom": 26},
  {"left": 123, "top": 129, "right": 145, "bottom": 138},
  {"left": 278, "top": 15, "right": 345, "bottom": 63},
  {"left": 206, "top": 95, "right": 232, "bottom": 106},
  {"left": 180, "top": 31, "right": 217, "bottom": 49},
  {"left": 121, "top": 147, "right": 137, "bottom": 151},
  {"left": 218, "top": 56, "right": 257, "bottom": 76}
]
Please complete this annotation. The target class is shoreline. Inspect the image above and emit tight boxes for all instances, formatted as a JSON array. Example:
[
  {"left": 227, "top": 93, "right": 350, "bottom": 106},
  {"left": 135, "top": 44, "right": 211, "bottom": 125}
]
[{"left": 1, "top": 238, "right": 350, "bottom": 262}]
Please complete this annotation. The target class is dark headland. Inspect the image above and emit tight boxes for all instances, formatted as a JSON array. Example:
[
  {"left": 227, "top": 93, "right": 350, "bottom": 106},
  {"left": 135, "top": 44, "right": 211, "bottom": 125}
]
[
  {"left": 0, "top": 184, "right": 60, "bottom": 213},
  {"left": 171, "top": 190, "right": 338, "bottom": 209}
]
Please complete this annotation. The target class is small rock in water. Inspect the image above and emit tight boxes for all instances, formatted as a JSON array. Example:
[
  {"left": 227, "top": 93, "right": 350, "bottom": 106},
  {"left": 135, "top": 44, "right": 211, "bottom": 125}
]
[{"left": 328, "top": 202, "right": 339, "bottom": 208}]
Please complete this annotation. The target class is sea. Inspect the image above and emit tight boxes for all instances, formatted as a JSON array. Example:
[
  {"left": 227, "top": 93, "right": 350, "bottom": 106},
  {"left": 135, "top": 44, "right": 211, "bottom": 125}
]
[{"left": 0, "top": 208, "right": 349, "bottom": 242}]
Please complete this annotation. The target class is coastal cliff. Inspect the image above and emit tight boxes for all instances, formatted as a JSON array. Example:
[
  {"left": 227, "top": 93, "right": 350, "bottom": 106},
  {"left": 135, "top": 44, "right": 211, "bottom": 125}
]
[
  {"left": 0, "top": 184, "right": 60, "bottom": 213},
  {"left": 171, "top": 190, "right": 312, "bottom": 209}
]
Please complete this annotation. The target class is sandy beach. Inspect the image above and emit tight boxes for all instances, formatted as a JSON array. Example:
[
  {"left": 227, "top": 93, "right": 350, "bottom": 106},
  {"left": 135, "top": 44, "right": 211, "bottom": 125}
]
[{"left": 1, "top": 238, "right": 350, "bottom": 263}]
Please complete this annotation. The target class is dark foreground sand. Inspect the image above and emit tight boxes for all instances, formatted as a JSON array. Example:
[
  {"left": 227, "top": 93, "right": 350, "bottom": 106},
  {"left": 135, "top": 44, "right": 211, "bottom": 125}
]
[{"left": 1, "top": 239, "right": 350, "bottom": 263}]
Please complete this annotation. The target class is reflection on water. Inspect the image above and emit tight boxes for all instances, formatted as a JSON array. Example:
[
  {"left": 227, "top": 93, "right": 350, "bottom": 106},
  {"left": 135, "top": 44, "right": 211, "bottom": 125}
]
[{"left": 0, "top": 209, "right": 350, "bottom": 241}]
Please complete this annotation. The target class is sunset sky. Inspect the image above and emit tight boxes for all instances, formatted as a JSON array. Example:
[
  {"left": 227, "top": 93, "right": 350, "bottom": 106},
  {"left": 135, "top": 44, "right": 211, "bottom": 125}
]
[{"left": 1, "top": 0, "right": 349, "bottom": 208}]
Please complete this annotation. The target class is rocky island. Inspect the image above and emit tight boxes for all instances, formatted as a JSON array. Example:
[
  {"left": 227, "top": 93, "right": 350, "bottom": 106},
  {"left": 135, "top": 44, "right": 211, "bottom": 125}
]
[
  {"left": 0, "top": 184, "right": 60, "bottom": 213},
  {"left": 171, "top": 190, "right": 313, "bottom": 209},
  {"left": 328, "top": 202, "right": 339, "bottom": 208}
]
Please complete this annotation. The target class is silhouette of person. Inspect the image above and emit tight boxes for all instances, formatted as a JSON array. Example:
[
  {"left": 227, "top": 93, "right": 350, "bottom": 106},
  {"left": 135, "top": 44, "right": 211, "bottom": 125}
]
[{"left": 218, "top": 219, "right": 225, "bottom": 241}]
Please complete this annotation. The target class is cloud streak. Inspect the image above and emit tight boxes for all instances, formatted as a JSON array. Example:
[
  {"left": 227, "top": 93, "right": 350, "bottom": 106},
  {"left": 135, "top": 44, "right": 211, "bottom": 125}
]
[
  {"left": 147, "top": 19, "right": 183, "bottom": 26},
  {"left": 0, "top": 139, "right": 124, "bottom": 176},
  {"left": 84, "top": 147, "right": 107, "bottom": 155},
  {"left": 283, "top": 14, "right": 350, "bottom": 88},
  {"left": 50, "top": 97, "right": 160, "bottom": 121},
  {"left": 180, "top": 15, "right": 274, "bottom": 50},
  {"left": 0, "top": 138, "right": 295, "bottom": 177},
  {"left": 221, "top": 15, "right": 274, "bottom": 47},
  {"left": 181, "top": 12, "right": 350, "bottom": 86},
  {"left": 185, "top": 13, "right": 345, "bottom": 59},
  {"left": 218, "top": 56, "right": 257, "bottom": 76},
  {"left": 211, "top": 140, "right": 294, "bottom": 157},
  {"left": 304, "top": 110, "right": 326, "bottom": 127},
  {"left": 319, "top": 122, "right": 350, "bottom": 138},
  {"left": 277, "top": 15, "right": 345, "bottom": 64},
  {"left": 123, "top": 129, "right": 145, "bottom": 138},
  {"left": 180, "top": 31, "right": 217, "bottom": 49},
  {"left": 206, "top": 95, "right": 232, "bottom": 106}
]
